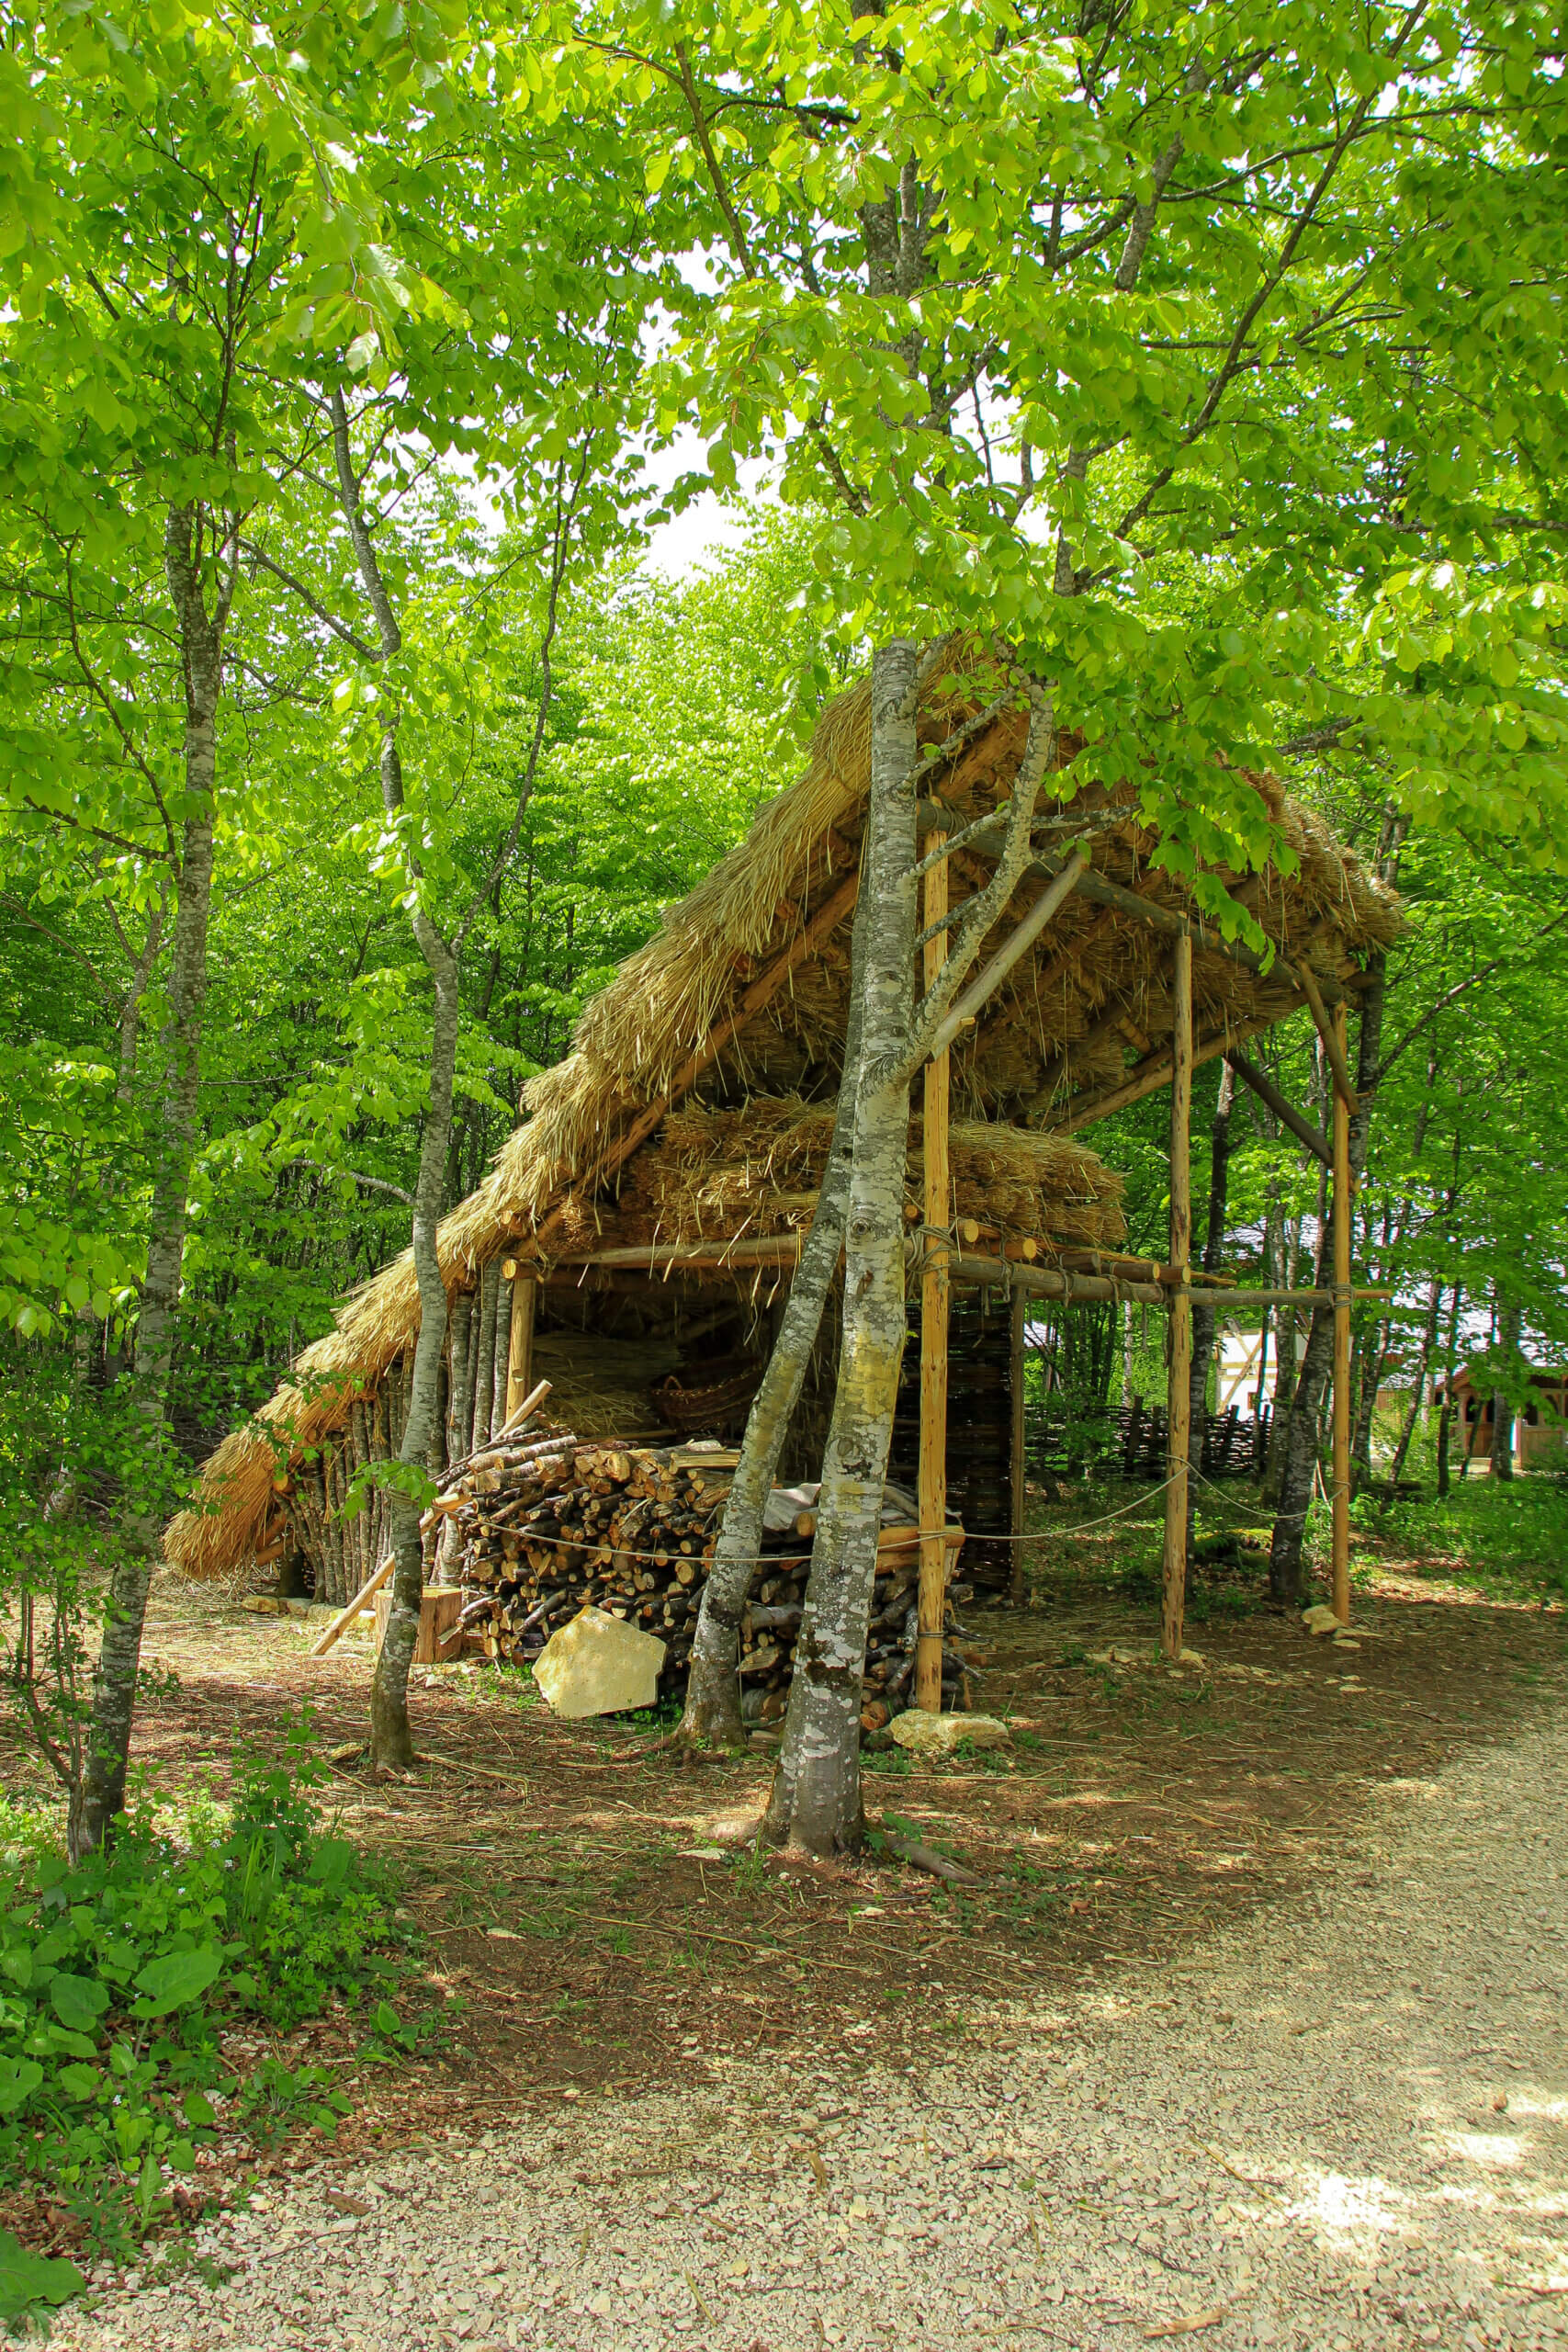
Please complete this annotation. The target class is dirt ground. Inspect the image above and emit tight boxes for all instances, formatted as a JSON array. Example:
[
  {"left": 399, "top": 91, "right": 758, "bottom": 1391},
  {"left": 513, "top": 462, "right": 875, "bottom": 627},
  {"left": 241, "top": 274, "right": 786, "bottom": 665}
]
[{"left": 8, "top": 1478, "right": 1562, "bottom": 2179}]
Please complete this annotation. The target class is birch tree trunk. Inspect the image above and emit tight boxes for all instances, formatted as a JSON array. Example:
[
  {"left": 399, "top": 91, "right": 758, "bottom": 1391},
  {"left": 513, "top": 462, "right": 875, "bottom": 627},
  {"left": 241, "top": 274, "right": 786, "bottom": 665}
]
[
  {"left": 72, "top": 506, "right": 227, "bottom": 1858},
  {"left": 1186, "top": 1057, "right": 1235, "bottom": 1544},
  {"left": 331, "top": 387, "right": 461, "bottom": 1770},
  {"left": 469, "top": 1258, "right": 500, "bottom": 1454},
  {"left": 680, "top": 876, "right": 872, "bottom": 1748},
  {"left": 370, "top": 882, "right": 458, "bottom": 1769},
  {"left": 765, "top": 639, "right": 922, "bottom": 1856},
  {"left": 1491, "top": 1295, "right": 1521, "bottom": 1482},
  {"left": 1388, "top": 1275, "right": 1443, "bottom": 1487},
  {"left": 1268, "top": 964, "right": 1386, "bottom": 1603}
]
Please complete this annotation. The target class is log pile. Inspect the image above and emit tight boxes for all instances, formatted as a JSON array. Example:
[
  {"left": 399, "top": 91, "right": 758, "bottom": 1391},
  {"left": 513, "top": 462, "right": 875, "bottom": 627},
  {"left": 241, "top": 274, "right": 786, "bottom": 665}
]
[{"left": 427, "top": 1430, "right": 958, "bottom": 1724}]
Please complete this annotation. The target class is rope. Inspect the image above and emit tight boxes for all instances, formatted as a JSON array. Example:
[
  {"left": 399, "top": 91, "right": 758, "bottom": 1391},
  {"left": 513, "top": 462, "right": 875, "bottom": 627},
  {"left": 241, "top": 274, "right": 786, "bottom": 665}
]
[{"left": 472, "top": 1473, "right": 1188, "bottom": 1576}]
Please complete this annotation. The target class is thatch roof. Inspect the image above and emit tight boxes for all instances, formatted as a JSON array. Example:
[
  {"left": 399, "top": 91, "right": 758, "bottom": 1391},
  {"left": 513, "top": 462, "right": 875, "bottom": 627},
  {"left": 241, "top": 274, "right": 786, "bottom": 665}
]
[{"left": 166, "top": 660, "right": 1399, "bottom": 1576}]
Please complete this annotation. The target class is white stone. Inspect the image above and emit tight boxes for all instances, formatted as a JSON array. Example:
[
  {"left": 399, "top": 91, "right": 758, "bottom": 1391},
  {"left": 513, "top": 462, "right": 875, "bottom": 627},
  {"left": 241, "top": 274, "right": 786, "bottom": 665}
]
[
  {"left": 889, "top": 1710, "right": 1011, "bottom": 1756},
  {"left": 531, "top": 1607, "right": 666, "bottom": 1718},
  {"left": 1302, "top": 1603, "right": 1343, "bottom": 1635}
]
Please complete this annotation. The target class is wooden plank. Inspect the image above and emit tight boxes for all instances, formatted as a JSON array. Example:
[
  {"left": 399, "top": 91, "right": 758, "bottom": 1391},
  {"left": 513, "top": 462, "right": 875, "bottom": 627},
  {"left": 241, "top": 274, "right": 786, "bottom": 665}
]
[
  {"left": 309, "top": 1552, "right": 395, "bottom": 1658},
  {"left": 1331, "top": 1005, "right": 1353, "bottom": 1625},
  {"left": 502, "top": 1269, "right": 537, "bottom": 1425},
  {"left": 1225, "top": 1049, "right": 1332, "bottom": 1168},
  {"left": 375, "top": 1583, "right": 465, "bottom": 1667},
  {"left": 916, "top": 831, "right": 951, "bottom": 1713},
  {"left": 1009, "top": 1283, "right": 1027, "bottom": 1605},
  {"left": 1161, "top": 927, "right": 1193, "bottom": 1662},
  {"left": 526, "top": 871, "right": 860, "bottom": 1261}
]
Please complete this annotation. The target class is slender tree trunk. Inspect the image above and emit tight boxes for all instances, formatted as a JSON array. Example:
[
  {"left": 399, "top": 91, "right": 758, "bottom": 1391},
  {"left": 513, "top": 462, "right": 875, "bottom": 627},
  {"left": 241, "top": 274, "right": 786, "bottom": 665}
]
[
  {"left": 1186, "top": 1057, "right": 1235, "bottom": 1544},
  {"left": 1389, "top": 1275, "right": 1443, "bottom": 1488},
  {"left": 72, "top": 509, "right": 225, "bottom": 1858},
  {"left": 1491, "top": 1295, "right": 1521, "bottom": 1482},
  {"left": 766, "top": 639, "right": 922, "bottom": 1857},
  {"left": 1269, "top": 964, "right": 1386, "bottom": 1604},
  {"left": 1436, "top": 1282, "right": 1463, "bottom": 1498},
  {"left": 370, "top": 897, "right": 458, "bottom": 1770},
  {"left": 490, "top": 1273, "right": 513, "bottom": 1443},
  {"left": 1350, "top": 1308, "right": 1388, "bottom": 1491},
  {"left": 680, "top": 880, "right": 872, "bottom": 1749},
  {"left": 330, "top": 387, "right": 462, "bottom": 1770},
  {"left": 469, "top": 1258, "right": 500, "bottom": 1454}
]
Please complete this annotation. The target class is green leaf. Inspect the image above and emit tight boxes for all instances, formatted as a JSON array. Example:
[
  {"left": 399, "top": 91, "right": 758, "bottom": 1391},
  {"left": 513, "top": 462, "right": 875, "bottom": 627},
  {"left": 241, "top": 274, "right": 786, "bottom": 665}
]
[
  {"left": 55, "top": 2063, "right": 100, "bottom": 2099},
  {"left": 182, "top": 2089, "right": 217, "bottom": 2128},
  {"left": 49, "top": 1972, "right": 110, "bottom": 2033},
  {"left": 132, "top": 1946, "right": 223, "bottom": 2016},
  {"left": 0, "top": 2228, "right": 84, "bottom": 2322},
  {"left": 0, "top": 2058, "right": 43, "bottom": 2116}
]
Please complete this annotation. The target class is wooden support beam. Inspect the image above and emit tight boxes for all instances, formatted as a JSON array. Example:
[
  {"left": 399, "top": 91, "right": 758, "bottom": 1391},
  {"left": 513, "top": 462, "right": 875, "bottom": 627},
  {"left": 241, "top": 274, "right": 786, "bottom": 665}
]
[
  {"left": 525, "top": 871, "right": 860, "bottom": 1261},
  {"left": 1225, "top": 1050, "right": 1332, "bottom": 1168},
  {"left": 502, "top": 1261, "right": 537, "bottom": 1425},
  {"left": 1217, "top": 1285, "right": 1391, "bottom": 1309},
  {"left": 1298, "top": 962, "right": 1359, "bottom": 1109},
  {"left": 1331, "top": 1005, "right": 1353, "bottom": 1625},
  {"left": 556, "top": 1235, "right": 805, "bottom": 1272},
  {"left": 948, "top": 1256, "right": 1167, "bottom": 1306},
  {"left": 916, "top": 834, "right": 951, "bottom": 1712},
  {"left": 926, "top": 849, "right": 1090, "bottom": 1060},
  {"left": 1009, "top": 1283, "right": 1027, "bottom": 1605},
  {"left": 1162, "top": 927, "right": 1193, "bottom": 1662},
  {"left": 539, "top": 1267, "right": 769, "bottom": 1297},
  {"left": 1055, "top": 996, "right": 1305, "bottom": 1130}
]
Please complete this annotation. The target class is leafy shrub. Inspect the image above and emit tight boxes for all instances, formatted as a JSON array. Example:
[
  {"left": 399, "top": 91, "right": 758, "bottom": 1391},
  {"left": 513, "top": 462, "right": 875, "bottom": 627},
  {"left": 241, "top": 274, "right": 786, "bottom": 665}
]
[
  {"left": 1372, "top": 1474, "right": 1568, "bottom": 1600},
  {"left": 0, "top": 1710, "right": 400, "bottom": 2258}
]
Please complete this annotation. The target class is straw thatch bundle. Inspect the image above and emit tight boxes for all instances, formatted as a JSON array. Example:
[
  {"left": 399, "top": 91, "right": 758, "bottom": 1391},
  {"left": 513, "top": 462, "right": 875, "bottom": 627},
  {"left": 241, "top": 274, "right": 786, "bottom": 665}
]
[
  {"left": 607, "top": 1097, "right": 1124, "bottom": 1251},
  {"left": 166, "top": 653, "right": 1398, "bottom": 1578}
]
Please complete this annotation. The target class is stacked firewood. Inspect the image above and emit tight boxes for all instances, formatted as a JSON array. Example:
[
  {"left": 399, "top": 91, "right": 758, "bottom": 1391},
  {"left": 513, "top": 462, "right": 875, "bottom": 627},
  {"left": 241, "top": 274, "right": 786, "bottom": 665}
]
[{"left": 427, "top": 1428, "right": 939, "bottom": 1724}]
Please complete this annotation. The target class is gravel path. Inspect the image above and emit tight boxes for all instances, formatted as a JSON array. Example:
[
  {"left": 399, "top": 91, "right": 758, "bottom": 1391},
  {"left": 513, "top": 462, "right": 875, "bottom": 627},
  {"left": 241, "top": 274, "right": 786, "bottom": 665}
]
[{"left": 58, "top": 1704, "right": 1567, "bottom": 2352}]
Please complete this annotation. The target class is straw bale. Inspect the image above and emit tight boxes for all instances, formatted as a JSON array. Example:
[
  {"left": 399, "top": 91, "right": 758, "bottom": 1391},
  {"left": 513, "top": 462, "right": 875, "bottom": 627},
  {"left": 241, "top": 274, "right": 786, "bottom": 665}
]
[{"left": 598, "top": 1096, "right": 1125, "bottom": 1251}]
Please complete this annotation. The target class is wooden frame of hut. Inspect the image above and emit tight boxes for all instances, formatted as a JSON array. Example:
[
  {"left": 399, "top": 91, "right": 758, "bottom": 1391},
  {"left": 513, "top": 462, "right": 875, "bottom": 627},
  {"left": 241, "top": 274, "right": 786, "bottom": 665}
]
[{"left": 168, "top": 665, "right": 1399, "bottom": 1666}]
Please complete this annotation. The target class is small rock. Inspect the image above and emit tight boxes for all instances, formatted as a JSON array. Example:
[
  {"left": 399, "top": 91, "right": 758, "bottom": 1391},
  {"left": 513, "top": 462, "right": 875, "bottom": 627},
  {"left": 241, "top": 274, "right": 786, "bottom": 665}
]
[
  {"left": 705, "top": 1803, "right": 768, "bottom": 1846},
  {"left": 889, "top": 1711, "right": 1010, "bottom": 1756},
  {"left": 531, "top": 1607, "right": 665, "bottom": 1718},
  {"left": 678, "top": 1847, "right": 727, "bottom": 1862},
  {"left": 1302, "top": 1603, "right": 1343, "bottom": 1635}
]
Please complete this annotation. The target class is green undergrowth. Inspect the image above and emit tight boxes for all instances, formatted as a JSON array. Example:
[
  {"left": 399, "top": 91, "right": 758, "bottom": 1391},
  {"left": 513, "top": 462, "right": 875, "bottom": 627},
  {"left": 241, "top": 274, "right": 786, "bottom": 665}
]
[
  {"left": 0, "top": 1709, "right": 414, "bottom": 2298},
  {"left": 1359, "top": 1473, "right": 1568, "bottom": 1602}
]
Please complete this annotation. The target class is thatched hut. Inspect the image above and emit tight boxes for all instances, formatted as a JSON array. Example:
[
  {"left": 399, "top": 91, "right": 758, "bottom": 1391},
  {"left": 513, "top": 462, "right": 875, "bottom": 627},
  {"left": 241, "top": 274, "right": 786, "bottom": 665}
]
[{"left": 167, "top": 664, "right": 1399, "bottom": 1605}]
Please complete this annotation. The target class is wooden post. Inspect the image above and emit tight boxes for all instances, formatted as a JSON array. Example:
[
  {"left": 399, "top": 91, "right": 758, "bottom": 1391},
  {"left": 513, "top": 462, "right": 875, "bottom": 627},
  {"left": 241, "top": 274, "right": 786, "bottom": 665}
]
[
  {"left": 1331, "top": 1003, "right": 1353, "bottom": 1624},
  {"left": 915, "top": 833, "right": 951, "bottom": 1711},
  {"left": 502, "top": 1261, "right": 537, "bottom": 1427},
  {"left": 1161, "top": 927, "right": 1193, "bottom": 1659},
  {"left": 1010, "top": 1282, "right": 1027, "bottom": 1604}
]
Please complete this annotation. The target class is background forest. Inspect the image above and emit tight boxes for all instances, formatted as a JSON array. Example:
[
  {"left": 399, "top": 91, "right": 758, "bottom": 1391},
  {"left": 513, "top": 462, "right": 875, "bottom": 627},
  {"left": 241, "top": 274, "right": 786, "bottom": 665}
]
[{"left": 7, "top": 498, "right": 1563, "bottom": 1491}]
